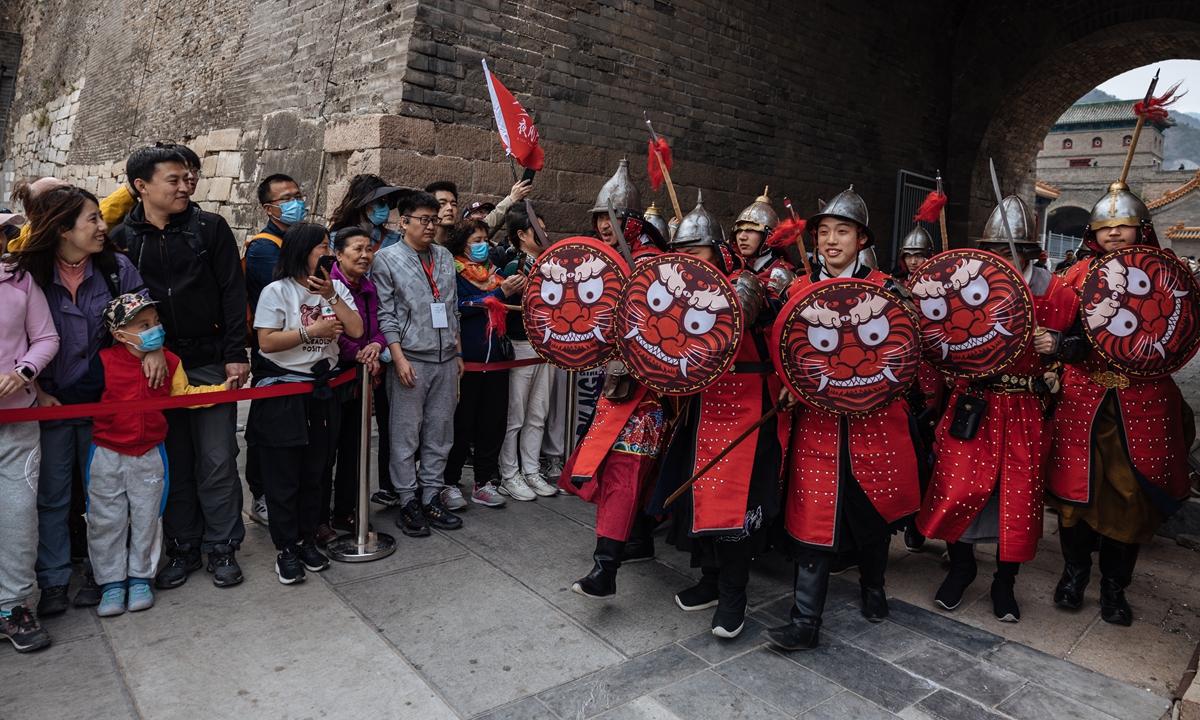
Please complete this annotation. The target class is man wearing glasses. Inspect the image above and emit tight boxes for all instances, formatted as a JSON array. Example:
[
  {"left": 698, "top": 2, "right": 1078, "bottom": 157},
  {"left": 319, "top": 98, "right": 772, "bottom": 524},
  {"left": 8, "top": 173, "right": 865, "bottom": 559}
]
[{"left": 373, "top": 192, "right": 466, "bottom": 537}]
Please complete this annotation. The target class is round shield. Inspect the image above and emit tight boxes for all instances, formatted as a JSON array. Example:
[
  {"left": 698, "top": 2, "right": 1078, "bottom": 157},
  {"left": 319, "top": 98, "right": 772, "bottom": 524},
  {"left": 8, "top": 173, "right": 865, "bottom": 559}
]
[
  {"left": 614, "top": 253, "right": 743, "bottom": 395},
  {"left": 523, "top": 237, "right": 630, "bottom": 371},
  {"left": 771, "top": 279, "right": 921, "bottom": 415},
  {"left": 1079, "top": 246, "right": 1200, "bottom": 378},
  {"left": 908, "top": 249, "right": 1035, "bottom": 379}
]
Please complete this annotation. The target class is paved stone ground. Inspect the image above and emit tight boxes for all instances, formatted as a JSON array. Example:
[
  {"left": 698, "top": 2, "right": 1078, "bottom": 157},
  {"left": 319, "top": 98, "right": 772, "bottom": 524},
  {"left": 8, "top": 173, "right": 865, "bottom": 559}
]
[{"left": 5, "top": 358, "right": 1199, "bottom": 720}]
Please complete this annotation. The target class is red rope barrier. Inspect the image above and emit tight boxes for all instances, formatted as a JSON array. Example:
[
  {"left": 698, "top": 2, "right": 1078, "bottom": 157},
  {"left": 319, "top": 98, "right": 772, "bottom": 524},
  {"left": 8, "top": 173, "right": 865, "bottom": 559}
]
[
  {"left": 461, "top": 357, "right": 546, "bottom": 372},
  {"left": 0, "top": 369, "right": 358, "bottom": 425}
]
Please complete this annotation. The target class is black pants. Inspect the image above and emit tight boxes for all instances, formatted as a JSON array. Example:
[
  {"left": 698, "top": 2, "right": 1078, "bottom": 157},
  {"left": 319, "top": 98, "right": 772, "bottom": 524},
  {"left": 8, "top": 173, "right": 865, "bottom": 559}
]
[
  {"left": 162, "top": 392, "right": 246, "bottom": 554},
  {"left": 446, "top": 370, "right": 509, "bottom": 489},
  {"left": 260, "top": 394, "right": 339, "bottom": 550},
  {"left": 321, "top": 380, "right": 391, "bottom": 519}
]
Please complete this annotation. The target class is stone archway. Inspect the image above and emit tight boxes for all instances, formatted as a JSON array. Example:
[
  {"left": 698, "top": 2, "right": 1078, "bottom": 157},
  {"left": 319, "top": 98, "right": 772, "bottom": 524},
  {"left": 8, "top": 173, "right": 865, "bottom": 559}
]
[
  {"left": 1046, "top": 204, "right": 1091, "bottom": 238},
  {"left": 945, "top": 9, "right": 1200, "bottom": 245}
]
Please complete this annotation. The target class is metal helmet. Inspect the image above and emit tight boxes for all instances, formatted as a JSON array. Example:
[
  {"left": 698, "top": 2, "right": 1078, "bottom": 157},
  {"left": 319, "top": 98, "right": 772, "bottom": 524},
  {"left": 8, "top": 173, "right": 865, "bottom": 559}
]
[
  {"left": 807, "top": 185, "right": 875, "bottom": 248},
  {"left": 669, "top": 190, "right": 724, "bottom": 250},
  {"left": 900, "top": 226, "right": 934, "bottom": 256},
  {"left": 644, "top": 201, "right": 671, "bottom": 240},
  {"left": 590, "top": 157, "right": 643, "bottom": 219},
  {"left": 980, "top": 196, "right": 1038, "bottom": 246},
  {"left": 860, "top": 246, "right": 879, "bottom": 270},
  {"left": 1088, "top": 181, "right": 1150, "bottom": 231},
  {"left": 733, "top": 186, "right": 779, "bottom": 235}
]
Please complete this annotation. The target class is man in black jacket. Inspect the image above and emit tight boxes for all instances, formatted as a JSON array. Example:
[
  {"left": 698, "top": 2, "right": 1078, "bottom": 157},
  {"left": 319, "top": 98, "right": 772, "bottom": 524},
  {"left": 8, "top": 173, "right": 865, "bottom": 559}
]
[{"left": 110, "top": 146, "right": 250, "bottom": 589}]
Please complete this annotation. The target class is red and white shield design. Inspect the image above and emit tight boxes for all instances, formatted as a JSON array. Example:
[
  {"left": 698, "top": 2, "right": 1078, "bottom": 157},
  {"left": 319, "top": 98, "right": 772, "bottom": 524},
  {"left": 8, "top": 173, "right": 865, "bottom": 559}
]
[
  {"left": 772, "top": 279, "right": 920, "bottom": 415},
  {"left": 1081, "top": 246, "right": 1200, "bottom": 378},
  {"left": 908, "top": 249, "right": 1035, "bottom": 379},
  {"left": 523, "top": 238, "right": 629, "bottom": 371},
  {"left": 615, "top": 253, "right": 742, "bottom": 395}
]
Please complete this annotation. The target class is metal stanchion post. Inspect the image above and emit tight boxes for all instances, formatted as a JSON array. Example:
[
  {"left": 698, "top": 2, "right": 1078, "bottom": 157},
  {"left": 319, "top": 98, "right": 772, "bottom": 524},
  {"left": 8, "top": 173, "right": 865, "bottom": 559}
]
[{"left": 328, "top": 364, "right": 396, "bottom": 562}]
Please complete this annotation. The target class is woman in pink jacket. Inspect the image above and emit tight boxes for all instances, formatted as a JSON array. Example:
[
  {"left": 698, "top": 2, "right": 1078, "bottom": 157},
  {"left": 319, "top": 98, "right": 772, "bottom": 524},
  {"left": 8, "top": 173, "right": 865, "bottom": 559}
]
[{"left": 0, "top": 256, "right": 60, "bottom": 653}]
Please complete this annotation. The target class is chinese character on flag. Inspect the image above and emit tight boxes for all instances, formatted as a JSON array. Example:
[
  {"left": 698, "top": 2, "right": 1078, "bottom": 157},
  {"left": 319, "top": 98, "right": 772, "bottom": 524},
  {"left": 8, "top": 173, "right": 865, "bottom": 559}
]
[{"left": 483, "top": 59, "right": 544, "bottom": 171}]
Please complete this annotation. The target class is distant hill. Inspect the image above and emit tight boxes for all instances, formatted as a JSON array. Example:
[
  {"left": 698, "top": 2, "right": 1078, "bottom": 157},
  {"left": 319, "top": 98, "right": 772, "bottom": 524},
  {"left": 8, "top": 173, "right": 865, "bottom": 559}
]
[{"left": 1071, "top": 88, "right": 1200, "bottom": 169}]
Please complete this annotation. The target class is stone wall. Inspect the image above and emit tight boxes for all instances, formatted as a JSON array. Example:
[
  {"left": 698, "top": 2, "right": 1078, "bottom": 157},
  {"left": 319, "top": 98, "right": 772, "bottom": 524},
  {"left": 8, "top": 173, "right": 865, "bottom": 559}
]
[{"left": 4, "top": 0, "right": 1200, "bottom": 261}]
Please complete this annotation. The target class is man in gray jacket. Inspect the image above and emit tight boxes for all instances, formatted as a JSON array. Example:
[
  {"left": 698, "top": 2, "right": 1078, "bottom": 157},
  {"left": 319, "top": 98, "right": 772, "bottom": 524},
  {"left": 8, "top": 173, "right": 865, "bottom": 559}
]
[{"left": 373, "top": 191, "right": 465, "bottom": 536}]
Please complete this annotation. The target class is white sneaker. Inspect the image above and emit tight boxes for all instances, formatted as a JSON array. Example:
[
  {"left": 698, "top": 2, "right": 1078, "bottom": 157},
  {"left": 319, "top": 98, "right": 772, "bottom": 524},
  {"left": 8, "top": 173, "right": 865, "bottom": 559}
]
[
  {"left": 471, "top": 482, "right": 507, "bottom": 507},
  {"left": 249, "top": 496, "right": 269, "bottom": 525},
  {"left": 499, "top": 474, "right": 537, "bottom": 501},
  {"left": 441, "top": 485, "right": 469, "bottom": 510},
  {"left": 523, "top": 472, "right": 558, "bottom": 497}
]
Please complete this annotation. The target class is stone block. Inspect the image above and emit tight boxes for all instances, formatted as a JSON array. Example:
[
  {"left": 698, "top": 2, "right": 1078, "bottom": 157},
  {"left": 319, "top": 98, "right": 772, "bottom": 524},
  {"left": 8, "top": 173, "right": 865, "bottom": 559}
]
[
  {"left": 324, "top": 114, "right": 436, "bottom": 154},
  {"left": 555, "top": 170, "right": 605, "bottom": 205},
  {"left": 51, "top": 133, "right": 70, "bottom": 151},
  {"left": 711, "top": 647, "right": 840, "bottom": 717},
  {"left": 206, "top": 176, "right": 232, "bottom": 202},
  {"left": 214, "top": 151, "right": 242, "bottom": 178},
  {"left": 189, "top": 135, "right": 208, "bottom": 157},
  {"left": 896, "top": 645, "right": 1027, "bottom": 708},
  {"left": 473, "top": 158, "right": 524, "bottom": 197},
  {"left": 193, "top": 178, "right": 209, "bottom": 200},
  {"left": 539, "top": 644, "right": 708, "bottom": 719},
  {"left": 435, "top": 122, "right": 491, "bottom": 160},
  {"left": 206, "top": 128, "right": 242, "bottom": 152},
  {"left": 261, "top": 110, "right": 323, "bottom": 151},
  {"left": 652, "top": 671, "right": 791, "bottom": 720},
  {"left": 784, "top": 636, "right": 936, "bottom": 712},
  {"left": 200, "top": 154, "right": 218, "bottom": 177},
  {"left": 377, "top": 149, "right": 471, "bottom": 191}
]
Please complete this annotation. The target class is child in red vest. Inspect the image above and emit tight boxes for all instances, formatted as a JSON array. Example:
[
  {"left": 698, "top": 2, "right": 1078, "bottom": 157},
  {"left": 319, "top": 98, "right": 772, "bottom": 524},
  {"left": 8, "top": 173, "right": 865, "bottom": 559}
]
[{"left": 86, "top": 294, "right": 231, "bottom": 617}]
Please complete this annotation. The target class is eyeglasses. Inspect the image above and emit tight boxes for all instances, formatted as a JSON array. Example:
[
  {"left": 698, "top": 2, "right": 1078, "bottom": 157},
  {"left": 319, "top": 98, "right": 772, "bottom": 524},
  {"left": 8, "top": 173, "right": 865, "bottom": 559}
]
[{"left": 404, "top": 215, "right": 438, "bottom": 226}]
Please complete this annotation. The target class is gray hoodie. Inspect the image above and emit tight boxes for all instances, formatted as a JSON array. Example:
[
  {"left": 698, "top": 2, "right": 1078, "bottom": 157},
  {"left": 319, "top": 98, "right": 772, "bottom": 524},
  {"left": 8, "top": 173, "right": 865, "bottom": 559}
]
[{"left": 373, "top": 239, "right": 461, "bottom": 363}]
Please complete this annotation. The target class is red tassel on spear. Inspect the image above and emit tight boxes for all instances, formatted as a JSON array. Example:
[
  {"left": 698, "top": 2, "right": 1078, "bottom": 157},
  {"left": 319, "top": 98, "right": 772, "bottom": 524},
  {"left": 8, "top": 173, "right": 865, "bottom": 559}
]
[
  {"left": 913, "top": 190, "right": 947, "bottom": 224},
  {"left": 1133, "top": 81, "right": 1184, "bottom": 124},
  {"left": 482, "top": 295, "right": 508, "bottom": 339},
  {"left": 647, "top": 137, "right": 672, "bottom": 192},
  {"left": 766, "top": 217, "right": 806, "bottom": 249}
]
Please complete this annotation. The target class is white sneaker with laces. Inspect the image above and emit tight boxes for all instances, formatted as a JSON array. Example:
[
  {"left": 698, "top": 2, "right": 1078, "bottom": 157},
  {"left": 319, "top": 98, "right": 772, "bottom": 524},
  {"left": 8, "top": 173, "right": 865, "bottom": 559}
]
[
  {"left": 471, "top": 482, "right": 507, "bottom": 507},
  {"left": 249, "top": 496, "right": 269, "bottom": 525},
  {"left": 523, "top": 472, "right": 558, "bottom": 497},
  {"left": 499, "top": 474, "right": 537, "bottom": 501},
  {"left": 441, "top": 485, "right": 469, "bottom": 510}
]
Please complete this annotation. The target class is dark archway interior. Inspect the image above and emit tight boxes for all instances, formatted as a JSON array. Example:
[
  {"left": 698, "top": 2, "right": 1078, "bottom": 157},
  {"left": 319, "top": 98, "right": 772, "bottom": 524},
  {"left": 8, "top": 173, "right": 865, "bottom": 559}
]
[
  {"left": 945, "top": 6, "right": 1200, "bottom": 246},
  {"left": 1047, "top": 205, "right": 1091, "bottom": 238}
]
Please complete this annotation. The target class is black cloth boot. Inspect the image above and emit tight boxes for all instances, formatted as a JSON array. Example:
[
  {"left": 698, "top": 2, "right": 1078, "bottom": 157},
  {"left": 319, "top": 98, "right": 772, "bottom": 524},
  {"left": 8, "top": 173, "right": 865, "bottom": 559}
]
[
  {"left": 712, "top": 560, "right": 751, "bottom": 638},
  {"left": 622, "top": 512, "right": 656, "bottom": 563},
  {"left": 1098, "top": 537, "right": 1139, "bottom": 626},
  {"left": 935, "top": 541, "right": 977, "bottom": 610},
  {"left": 991, "top": 560, "right": 1021, "bottom": 622},
  {"left": 763, "top": 553, "right": 830, "bottom": 651},
  {"left": 572, "top": 537, "right": 624, "bottom": 600},
  {"left": 904, "top": 521, "right": 926, "bottom": 552},
  {"left": 857, "top": 537, "right": 890, "bottom": 622},
  {"left": 675, "top": 566, "right": 720, "bottom": 611},
  {"left": 1054, "top": 521, "right": 1097, "bottom": 610}
]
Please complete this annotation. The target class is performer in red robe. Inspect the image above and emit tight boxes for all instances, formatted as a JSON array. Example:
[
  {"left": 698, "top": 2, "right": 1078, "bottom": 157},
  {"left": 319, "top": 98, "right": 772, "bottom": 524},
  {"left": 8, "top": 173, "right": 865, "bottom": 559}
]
[
  {"left": 644, "top": 194, "right": 789, "bottom": 639},
  {"left": 1047, "top": 182, "right": 1194, "bottom": 626},
  {"left": 916, "top": 196, "right": 1075, "bottom": 623},
  {"left": 764, "top": 187, "right": 923, "bottom": 652},
  {"left": 731, "top": 187, "right": 796, "bottom": 293},
  {"left": 559, "top": 159, "right": 669, "bottom": 600}
]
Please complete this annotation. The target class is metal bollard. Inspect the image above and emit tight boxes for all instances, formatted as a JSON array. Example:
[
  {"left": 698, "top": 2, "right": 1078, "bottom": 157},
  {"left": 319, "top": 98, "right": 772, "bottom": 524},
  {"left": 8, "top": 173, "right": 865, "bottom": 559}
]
[{"left": 328, "top": 363, "right": 396, "bottom": 562}]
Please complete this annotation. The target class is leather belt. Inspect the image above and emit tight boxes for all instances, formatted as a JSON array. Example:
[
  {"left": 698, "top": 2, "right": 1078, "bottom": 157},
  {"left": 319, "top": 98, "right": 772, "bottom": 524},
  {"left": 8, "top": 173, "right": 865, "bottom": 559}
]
[
  {"left": 1090, "top": 370, "right": 1130, "bottom": 389},
  {"left": 731, "top": 362, "right": 772, "bottom": 374},
  {"left": 981, "top": 373, "right": 1042, "bottom": 394}
]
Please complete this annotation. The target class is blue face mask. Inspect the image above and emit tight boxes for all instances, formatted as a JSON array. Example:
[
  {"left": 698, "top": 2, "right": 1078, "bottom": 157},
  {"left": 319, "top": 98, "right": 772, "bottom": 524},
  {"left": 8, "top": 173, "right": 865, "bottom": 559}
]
[
  {"left": 468, "top": 242, "right": 489, "bottom": 262},
  {"left": 123, "top": 324, "right": 166, "bottom": 353},
  {"left": 370, "top": 203, "right": 390, "bottom": 226},
  {"left": 274, "top": 199, "right": 306, "bottom": 226}
]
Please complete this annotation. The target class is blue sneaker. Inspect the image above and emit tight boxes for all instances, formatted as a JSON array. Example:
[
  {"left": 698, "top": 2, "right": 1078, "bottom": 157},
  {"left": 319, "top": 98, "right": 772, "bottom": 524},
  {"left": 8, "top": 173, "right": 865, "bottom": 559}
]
[
  {"left": 97, "top": 585, "right": 126, "bottom": 617},
  {"left": 127, "top": 582, "right": 154, "bottom": 612}
]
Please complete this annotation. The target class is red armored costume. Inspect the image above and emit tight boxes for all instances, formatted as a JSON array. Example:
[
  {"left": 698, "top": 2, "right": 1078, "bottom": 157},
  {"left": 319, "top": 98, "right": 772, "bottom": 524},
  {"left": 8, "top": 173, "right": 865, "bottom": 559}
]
[{"left": 1046, "top": 178, "right": 1195, "bottom": 627}]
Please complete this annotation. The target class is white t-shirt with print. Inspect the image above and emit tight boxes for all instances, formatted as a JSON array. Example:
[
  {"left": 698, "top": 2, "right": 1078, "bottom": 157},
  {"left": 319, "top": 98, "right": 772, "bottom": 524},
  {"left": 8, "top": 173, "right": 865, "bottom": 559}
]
[{"left": 254, "top": 278, "right": 358, "bottom": 374}]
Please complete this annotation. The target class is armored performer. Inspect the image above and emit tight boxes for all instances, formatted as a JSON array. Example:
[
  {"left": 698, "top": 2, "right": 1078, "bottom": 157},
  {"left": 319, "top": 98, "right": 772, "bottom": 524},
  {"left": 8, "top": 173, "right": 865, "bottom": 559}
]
[
  {"left": 894, "top": 226, "right": 935, "bottom": 283},
  {"left": 1047, "top": 181, "right": 1195, "bottom": 626},
  {"left": 731, "top": 187, "right": 796, "bottom": 293},
  {"left": 764, "top": 187, "right": 923, "bottom": 651},
  {"left": 558, "top": 159, "right": 669, "bottom": 599},
  {"left": 645, "top": 193, "right": 788, "bottom": 638},
  {"left": 916, "top": 196, "right": 1076, "bottom": 623}
]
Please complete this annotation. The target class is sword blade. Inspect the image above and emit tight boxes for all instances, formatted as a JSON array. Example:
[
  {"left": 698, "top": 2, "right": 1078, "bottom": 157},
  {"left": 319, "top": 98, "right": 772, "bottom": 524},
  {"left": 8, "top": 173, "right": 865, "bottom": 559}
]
[
  {"left": 607, "top": 205, "right": 636, "bottom": 267},
  {"left": 988, "top": 158, "right": 1020, "bottom": 264}
]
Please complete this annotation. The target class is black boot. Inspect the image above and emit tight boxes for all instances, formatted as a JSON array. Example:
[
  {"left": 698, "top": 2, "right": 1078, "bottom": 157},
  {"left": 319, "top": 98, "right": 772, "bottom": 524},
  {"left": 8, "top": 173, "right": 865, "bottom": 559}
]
[
  {"left": 572, "top": 537, "right": 624, "bottom": 600},
  {"left": 1098, "top": 537, "right": 1139, "bottom": 626},
  {"left": 858, "top": 538, "right": 890, "bottom": 622},
  {"left": 763, "top": 554, "right": 830, "bottom": 651},
  {"left": 935, "top": 541, "right": 977, "bottom": 610},
  {"left": 1054, "top": 522, "right": 1096, "bottom": 610},
  {"left": 621, "top": 513, "right": 656, "bottom": 563},
  {"left": 904, "top": 521, "right": 926, "bottom": 553},
  {"left": 991, "top": 560, "right": 1021, "bottom": 622},
  {"left": 712, "top": 561, "right": 751, "bottom": 638},
  {"left": 675, "top": 566, "right": 719, "bottom": 611}
]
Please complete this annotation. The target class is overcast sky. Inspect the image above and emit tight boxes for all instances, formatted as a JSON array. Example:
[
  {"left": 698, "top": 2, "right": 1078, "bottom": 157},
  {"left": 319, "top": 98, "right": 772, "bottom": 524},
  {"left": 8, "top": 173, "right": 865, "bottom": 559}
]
[{"left": 1096, "top": 59, "right": 1200, "bottom": 115}]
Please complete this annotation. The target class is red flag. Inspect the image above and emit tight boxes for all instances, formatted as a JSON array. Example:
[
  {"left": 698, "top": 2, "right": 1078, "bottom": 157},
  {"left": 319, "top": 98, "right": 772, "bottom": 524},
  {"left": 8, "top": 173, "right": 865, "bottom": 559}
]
[{"left": 483, "top": 60, "right": 544, "bottom": 171}]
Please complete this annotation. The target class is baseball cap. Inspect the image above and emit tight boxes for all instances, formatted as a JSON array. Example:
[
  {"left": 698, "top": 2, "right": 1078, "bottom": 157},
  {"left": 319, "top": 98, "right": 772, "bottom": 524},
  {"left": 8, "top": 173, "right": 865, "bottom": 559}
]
[
  {"left": 462, "top": 201, "right": 496, "bottom": 218},
  {"left": 103, "top": 293, "right": 158, "bottom": 332}
]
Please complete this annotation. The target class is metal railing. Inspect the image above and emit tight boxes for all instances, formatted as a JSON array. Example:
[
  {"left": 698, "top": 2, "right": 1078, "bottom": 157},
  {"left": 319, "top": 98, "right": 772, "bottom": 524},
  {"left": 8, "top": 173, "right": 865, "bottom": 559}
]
[{"left": 1046, "top": 231, "right": 1082, "bottom": 259}]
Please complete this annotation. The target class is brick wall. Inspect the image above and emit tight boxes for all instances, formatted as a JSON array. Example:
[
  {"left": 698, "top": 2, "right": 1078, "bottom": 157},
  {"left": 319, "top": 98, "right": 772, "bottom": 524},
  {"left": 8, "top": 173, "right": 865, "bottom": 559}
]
[{"left": 4, "top": 0, "right": 1200, "bottom": 263}]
